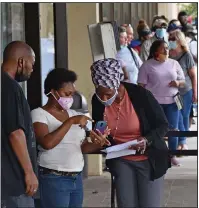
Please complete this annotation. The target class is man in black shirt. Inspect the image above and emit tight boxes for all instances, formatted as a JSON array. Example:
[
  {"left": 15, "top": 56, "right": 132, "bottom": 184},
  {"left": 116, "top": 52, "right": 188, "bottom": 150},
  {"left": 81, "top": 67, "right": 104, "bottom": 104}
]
[{"left": 1, "top": 41, "right": 38, "bottom": 207}]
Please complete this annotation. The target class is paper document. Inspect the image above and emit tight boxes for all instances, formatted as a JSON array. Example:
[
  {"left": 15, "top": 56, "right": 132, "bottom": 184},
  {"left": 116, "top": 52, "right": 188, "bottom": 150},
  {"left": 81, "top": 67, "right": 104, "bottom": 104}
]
[
  {"left": 106, "top": 149, "right": 136, "bottom": 159},
  {"left": 101, "top": 139, "right": 142, "bottom": 160},
  {"left": 101, "top": 139, "right": 141, "bottom": 153}
]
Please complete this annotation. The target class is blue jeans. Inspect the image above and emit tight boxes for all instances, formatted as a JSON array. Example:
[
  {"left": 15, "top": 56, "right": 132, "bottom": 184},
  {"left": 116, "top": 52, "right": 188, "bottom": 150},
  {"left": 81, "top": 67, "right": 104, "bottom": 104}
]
[
  {"left": 39, "top": 172, "right": 83, "bottom": 208},
  {"left": 1, "top": 194, "right": 34, "bottom": 208},
  {"left": 161, "top": 103, "right": 179, "bottom": 150},
  {"left": 178, "top": 90, "right": 193, "bottom": 145}
]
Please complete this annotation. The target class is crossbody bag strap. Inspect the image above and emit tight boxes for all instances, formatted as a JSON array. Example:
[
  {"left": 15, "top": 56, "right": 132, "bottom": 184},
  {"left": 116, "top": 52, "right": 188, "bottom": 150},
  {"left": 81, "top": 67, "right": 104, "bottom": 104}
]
[
  {"left": 177, "top": 52, "right": 187, "bottom": 62},
  {"left": 127, "top": 46, "right": 139, "bottom": 68}
]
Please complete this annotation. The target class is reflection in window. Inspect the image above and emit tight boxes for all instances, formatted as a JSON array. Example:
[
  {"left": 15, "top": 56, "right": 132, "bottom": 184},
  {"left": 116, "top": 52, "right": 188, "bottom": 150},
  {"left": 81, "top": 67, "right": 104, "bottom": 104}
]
[
  {"left": 39, "top": 3, "right": 55, "bottom": 105},
  {"left": 1, "top": 3, "right": 26, "bottom": 96},
  {"left": 1, "top": 3, "right": 25, "bottom": 58}
]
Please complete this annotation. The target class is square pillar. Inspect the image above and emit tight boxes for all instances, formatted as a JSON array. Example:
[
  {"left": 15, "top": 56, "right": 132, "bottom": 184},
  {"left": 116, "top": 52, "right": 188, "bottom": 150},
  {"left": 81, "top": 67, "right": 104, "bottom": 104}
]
[{"left": 67, "top": 3, "right": 103, "bottom": 176}]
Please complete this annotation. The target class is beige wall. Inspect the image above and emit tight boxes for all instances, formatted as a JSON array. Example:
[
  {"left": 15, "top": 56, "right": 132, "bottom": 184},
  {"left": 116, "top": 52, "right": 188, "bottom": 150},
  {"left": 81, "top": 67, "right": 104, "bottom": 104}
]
[
  {"left": 67, "top": 3, "right": 99, "bottom": 113},
  {"left": 67, "top": 3, "right": 103, "bottom": 176},
  {"left": 158, "top": 3, "right": 179, "bottom": 21}
]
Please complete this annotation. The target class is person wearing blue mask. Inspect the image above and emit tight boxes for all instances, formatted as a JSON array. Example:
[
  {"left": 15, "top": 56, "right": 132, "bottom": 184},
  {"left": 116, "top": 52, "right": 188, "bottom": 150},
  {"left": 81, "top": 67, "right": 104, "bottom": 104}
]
[
  {"left": 90, "top": 58, "right": 170, "bottom": 208},
  {"left": 169, "top": 30, "right": 197, "bottom": 151},
  {"left": 140, "top": 15, "right": 169, "bottom": 62}
]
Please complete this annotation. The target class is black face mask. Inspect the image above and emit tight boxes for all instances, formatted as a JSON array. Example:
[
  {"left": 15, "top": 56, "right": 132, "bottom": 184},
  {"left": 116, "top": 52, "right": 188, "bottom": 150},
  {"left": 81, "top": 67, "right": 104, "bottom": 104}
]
[{"left": 15, "top": 61, "right": 29, "bottom": 82}]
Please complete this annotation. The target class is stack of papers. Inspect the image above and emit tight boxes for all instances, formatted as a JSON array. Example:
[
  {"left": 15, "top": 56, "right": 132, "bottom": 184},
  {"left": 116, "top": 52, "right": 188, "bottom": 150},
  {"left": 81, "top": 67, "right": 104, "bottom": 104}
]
[{"left": 101, "top": 139, "right": 142, "bottom": 159}]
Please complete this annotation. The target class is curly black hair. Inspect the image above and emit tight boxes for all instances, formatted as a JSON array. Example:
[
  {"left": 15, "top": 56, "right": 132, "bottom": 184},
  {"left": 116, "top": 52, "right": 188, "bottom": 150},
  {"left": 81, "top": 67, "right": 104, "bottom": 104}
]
[
  {"left": 148, "top": 40, "right": 167, "bottom": 60},
  {"left": 44, "top": 68, "right": 77, "bottom": 95}
]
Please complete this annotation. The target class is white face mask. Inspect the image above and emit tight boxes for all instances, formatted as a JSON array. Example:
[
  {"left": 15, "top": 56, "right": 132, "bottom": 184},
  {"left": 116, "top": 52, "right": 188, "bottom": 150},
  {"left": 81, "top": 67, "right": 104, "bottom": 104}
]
[{"left": 96, "top": 90, "right": 118, "bottom": 106}]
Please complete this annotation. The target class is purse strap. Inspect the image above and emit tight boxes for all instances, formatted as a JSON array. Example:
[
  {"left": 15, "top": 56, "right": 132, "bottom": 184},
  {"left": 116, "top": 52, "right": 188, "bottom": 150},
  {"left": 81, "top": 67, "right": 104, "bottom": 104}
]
[
  {"left": 127, "top": 46, "right": 140, "bottom": 69},
  {"left": 177, "top": 52, "right": 187, "bottom": 62}
]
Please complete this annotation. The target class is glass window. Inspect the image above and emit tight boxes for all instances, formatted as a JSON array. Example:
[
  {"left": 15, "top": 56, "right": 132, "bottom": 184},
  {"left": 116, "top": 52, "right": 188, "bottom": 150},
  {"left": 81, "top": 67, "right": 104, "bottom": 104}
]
[
  {"left": 1, "top": 3, "right": 26, "bottom": 96},
  {"left": 1, "top": 3, "right": 25, "bottom": 57},
  {"left": 39, "top": 3, "right": 55, "bottom": 105}
]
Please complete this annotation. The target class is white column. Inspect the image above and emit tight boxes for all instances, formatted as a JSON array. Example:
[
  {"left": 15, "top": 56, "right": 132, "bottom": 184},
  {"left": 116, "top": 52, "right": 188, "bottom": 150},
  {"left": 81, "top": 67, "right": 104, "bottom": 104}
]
[{"left": 158, "top": 3, "right": 178, "bottom": 21}]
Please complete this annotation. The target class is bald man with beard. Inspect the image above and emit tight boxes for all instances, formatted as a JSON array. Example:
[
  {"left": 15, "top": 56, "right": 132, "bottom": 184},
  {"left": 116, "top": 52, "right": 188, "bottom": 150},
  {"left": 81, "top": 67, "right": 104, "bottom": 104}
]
[{"left": 1, "top": 41, "right": 38, "bottom": 208}]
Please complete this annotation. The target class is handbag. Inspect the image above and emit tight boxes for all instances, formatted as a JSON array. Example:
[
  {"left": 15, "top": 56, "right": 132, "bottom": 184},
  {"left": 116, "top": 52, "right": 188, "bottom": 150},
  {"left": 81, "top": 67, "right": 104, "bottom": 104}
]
[{"left": 174, "top": 92, "right": 183, "bottom": 110}]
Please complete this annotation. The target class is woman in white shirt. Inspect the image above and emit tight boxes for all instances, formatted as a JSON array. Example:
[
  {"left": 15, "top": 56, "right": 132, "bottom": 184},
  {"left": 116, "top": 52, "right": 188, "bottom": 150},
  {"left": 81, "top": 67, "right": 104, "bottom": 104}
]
[{"left": 31, "top": 68, "right": 109, "bottom": 208}]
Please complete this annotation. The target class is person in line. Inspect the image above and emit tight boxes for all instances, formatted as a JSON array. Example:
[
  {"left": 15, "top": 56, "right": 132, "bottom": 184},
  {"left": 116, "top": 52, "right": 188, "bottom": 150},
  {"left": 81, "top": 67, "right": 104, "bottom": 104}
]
[
  {"left": 184, "top": 25, "right": 197, "bottom": 63},
  {"left": 167, "top": 19, "right": 182, "bottom": 34},
  {"left": 31, "top": 68, "right": 110, "bottom": 208},
  {"left": 116, "top": 26, "right": 143, "bottom": 84},
  {"left": 178, "top": 11, "right": 194, "bottom": 34},
  {"left": 184, "top": 26, "right": 198, "bottom": 127},
  {"left": 130, "top": 19, "right": 153, "bottom": 55},
  {"left": 169, "top": 30, "right": 197, "bottom": 149},
  {"left": 140, "top": 15, "right": 169, "bottom": 62},
  {"left": 138, "top": 40, "right": 185, "bottom": 166},
  {"left": 122, "top": 24, "right": 134, "bottom": 45},
  {"left": 2, "top": 41, "right": 38, "bottom": 207},
  {"left": 91, "top": 58, "right": 170, "bottom": 208}
]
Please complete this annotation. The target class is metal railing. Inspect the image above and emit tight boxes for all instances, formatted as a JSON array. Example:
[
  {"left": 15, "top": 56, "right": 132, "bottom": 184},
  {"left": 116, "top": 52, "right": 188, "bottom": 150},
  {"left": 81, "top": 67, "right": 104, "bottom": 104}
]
[{"left": 86, "top": 130, "right": 198, "bottom": 208}]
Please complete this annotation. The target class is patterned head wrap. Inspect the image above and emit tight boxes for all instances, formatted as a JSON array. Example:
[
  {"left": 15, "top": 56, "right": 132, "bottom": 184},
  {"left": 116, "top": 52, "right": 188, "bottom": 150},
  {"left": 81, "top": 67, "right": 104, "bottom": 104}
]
[{"left": 90, "top": 58, "right": 124, "bottom": 89}]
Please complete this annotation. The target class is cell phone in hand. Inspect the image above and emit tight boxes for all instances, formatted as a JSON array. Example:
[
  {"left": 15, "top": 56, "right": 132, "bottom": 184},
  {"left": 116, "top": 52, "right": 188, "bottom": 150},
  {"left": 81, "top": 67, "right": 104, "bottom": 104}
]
[{"left": 94, "top": 121, "right": 107, "bottom": 134}]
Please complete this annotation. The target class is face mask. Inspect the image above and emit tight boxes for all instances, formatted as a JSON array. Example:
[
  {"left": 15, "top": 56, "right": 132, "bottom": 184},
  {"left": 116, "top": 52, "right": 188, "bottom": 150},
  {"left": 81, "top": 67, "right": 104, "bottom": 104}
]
[
  {"left": 157, "top": 54, "right": 169, "bottom": 62},
  {"left": 15, "top": 63, "right": 29, "bottom": 82},
  {"left": 47, "top": 92, "right": 74, "bottom": 110},
  {"left": 120, "top": 45, "right": 126, "bottom": 49},
  {"left": 155, "top": 28, "right": 166, "bottom": 39},
  {"left": 96, "top": 90, "right": 118, "bottom": 107},
  {"left": 169, "top": 41, "right": 177, "bottom": 50}
]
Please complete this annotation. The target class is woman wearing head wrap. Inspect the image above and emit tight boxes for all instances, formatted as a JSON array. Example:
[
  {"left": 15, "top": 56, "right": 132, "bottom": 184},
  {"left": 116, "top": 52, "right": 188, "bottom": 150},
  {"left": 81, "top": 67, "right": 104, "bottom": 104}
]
[{"left": 91, "top": 58, "right": 170, "bottom": 208}]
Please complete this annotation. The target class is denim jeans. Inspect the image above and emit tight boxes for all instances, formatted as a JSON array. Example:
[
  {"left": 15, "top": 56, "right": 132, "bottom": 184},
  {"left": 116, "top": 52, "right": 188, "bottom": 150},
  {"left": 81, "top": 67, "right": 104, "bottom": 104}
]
[
  {"left": 39, "top": 171, "right": 83, "bottom": 208},
  {"left": 178, "top": 90, "right": 193, "bottom": 145},
  {"left": 1, "top": 194, "right": 35, "bottom": 208},
  {"left": 161, "top": 103, "right": 179, "bottom": 150}
]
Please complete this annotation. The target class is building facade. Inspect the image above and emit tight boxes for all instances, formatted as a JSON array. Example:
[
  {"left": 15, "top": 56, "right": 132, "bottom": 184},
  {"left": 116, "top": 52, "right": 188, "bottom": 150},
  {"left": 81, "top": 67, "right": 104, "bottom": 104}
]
[{"left": 1, "top": 2, "right": 179, "bottom": 176}]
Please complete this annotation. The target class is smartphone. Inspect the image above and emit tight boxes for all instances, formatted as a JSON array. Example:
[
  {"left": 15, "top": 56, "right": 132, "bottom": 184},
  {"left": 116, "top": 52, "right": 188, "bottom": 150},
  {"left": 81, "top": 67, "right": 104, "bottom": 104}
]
[{"left": 94, "top": 121, "right": 107, "bottom": 134}]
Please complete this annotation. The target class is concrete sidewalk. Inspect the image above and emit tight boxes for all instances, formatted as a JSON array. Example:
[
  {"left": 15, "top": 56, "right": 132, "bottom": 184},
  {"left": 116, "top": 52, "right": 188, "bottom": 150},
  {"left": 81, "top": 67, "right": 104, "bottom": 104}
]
[
  {"left": 83, "top": 121, "right": 197, "bottom": 207},
  {"left": 83, "top": 174, "right": 197, "bottom": 207}
]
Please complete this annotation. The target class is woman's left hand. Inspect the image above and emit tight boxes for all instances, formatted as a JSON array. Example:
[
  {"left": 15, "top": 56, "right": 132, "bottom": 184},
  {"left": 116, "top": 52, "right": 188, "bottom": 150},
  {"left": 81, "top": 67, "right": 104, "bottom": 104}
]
[
  {"left": 128, "top": 137, "right": 147, "bottom": 154},
  {"left": 168, "top": 80, "right": 179, "bottom": 88},
  {"left": 89, "top": 130, "right": 111, "bottom": 147}
]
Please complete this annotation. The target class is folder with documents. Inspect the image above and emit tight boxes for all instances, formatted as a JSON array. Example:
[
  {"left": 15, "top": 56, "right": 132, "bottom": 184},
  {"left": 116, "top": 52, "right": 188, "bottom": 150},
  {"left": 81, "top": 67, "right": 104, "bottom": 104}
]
[{"left": 101, "top": 139, "right": 142, "bottom": 159}]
